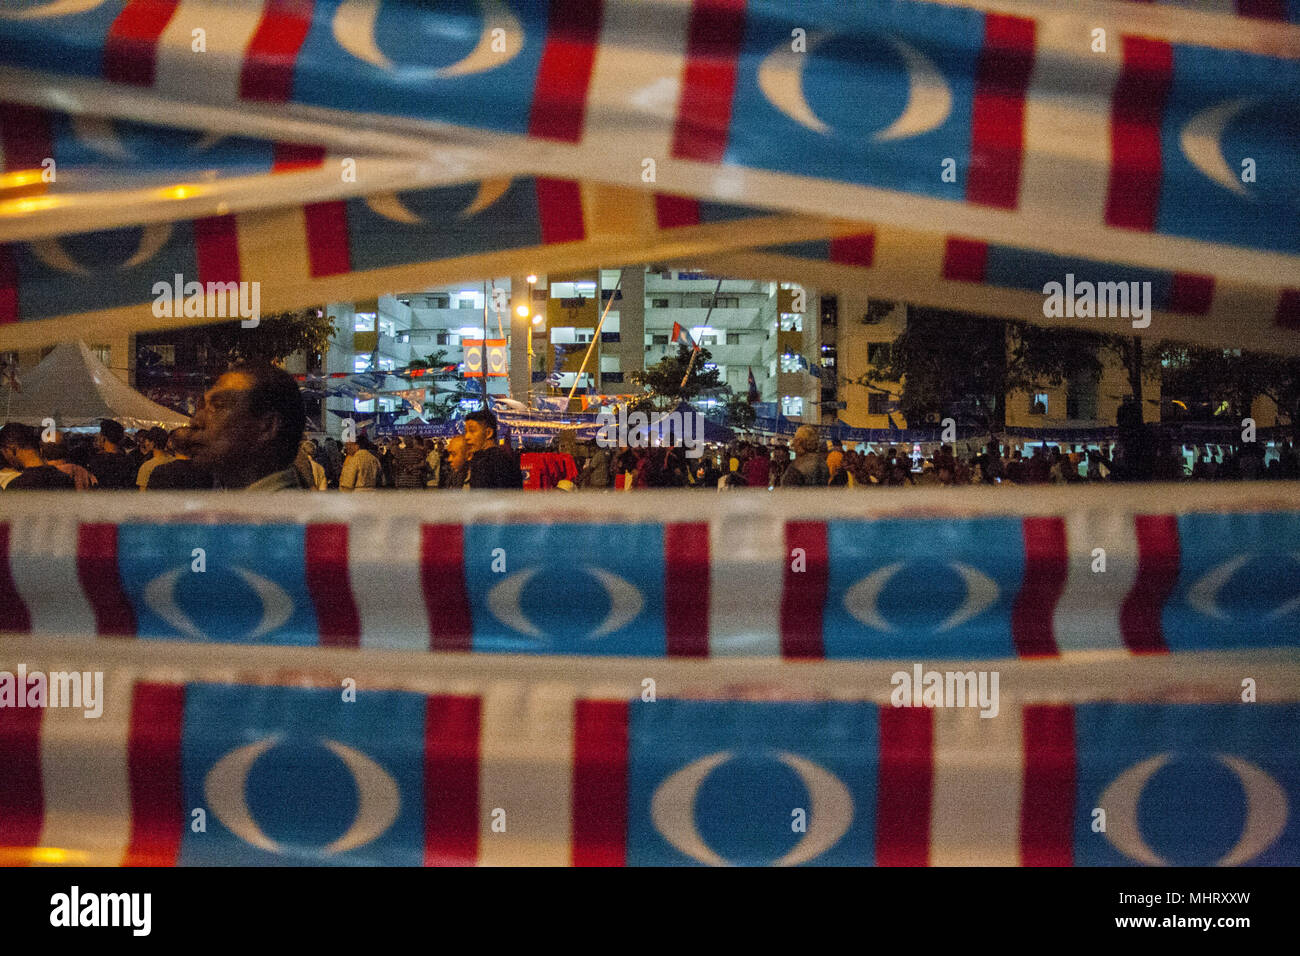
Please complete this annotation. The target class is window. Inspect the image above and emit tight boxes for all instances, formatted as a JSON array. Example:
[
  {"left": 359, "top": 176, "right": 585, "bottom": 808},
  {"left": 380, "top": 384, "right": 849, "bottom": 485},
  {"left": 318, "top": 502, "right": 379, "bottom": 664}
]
[
  {"left": 354, "top": 357, "right": 372, "bottom": 373},
  {"left": 868, "top": 342, "right": 892, "bottom": 367},
  {"left": 153, "top": 345, "right": 175, "bottom": 366},
  {"left": 868, "top": 393, "right": 890, "bottom": 415},
  {"left": 430, "top": 294, "right": 450, "bottom": 309},
  {"left": 780, "top": 314, "right": 803, "bottom": 332},
  {"left": 703, "top": 295, "right": 739, "bottom": 308},
  {"left": 781, "top": 396, "right": 804, "bottom": 417},
  {"left": 780, "top": 353, "right": 802, "bottom": 373},
  {"left": 436, "top": 333, "right": 449, "bottom": 346},
  {"left": 820, "top": 294, "right": 838, "bottom": 326},
  {"left": 726, "top": 333, "right": 741, "bottom": 345},
  {"left": 354, "top": 312, "right": 376, "bottom": 332},
  {"left": 651, "top": 298, "right": 669, "bottom": 308},
  {"left": 701, "top": 335, "right": 718, "bottom": 346},
  {"left": 1030, "top": 393, "right": 1049, "bottom": 415},
  {"left": 532, "top": 288, "right": 549, "bottom": 302},
  {"left": 458, "top": 298, "right": 476, "bottom": 309},
  {"left": 651, "top": 334, "right": 669, "bottom": 345}
]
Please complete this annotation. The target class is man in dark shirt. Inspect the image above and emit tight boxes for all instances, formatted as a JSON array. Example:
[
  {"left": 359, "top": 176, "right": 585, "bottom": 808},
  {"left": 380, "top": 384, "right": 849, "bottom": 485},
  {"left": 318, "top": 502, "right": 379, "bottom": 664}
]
[
  {"left": 87, "top": 419, "right": 138, "bottom": 489},
  {"left": 464, "top": 409, "right": 523, "bottom": 489},
  {"left": 0, "top": 423, "right": 76, "bottom": 490},
  {"left": 146, "top": 428, "right": 213, "bottom": 490}
]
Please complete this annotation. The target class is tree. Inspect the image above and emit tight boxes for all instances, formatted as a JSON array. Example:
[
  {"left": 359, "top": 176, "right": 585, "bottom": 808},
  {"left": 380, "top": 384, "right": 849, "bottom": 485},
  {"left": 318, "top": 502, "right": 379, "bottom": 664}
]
[
  {"left": 725, "top": 393, "right": 756, "bottom": 431},
  {"left": 630, "top": 343, "right": 722, "bottom": 413},
  {"left": 187, "top": 308, "right": 337, "bottom": 369}
]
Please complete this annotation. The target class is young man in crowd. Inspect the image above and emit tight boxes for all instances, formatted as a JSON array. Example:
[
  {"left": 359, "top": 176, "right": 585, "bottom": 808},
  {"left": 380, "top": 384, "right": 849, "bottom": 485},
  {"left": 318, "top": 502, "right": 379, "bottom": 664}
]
[
  {"left": 463, "top": 409, "right": 523, "bottom": 489},
  {"left": 0, "top": 423, "right": 76, "bottom": 489}
]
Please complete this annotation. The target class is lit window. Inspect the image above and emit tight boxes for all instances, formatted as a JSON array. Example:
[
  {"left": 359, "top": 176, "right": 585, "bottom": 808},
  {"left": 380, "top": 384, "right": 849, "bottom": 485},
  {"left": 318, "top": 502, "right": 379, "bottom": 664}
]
[
  {"left": 354, "top": 312, "right": 376, "bottom": 332},
  {"left": 781, "top": 396, "right": 804, "bottom": 417},
  {"left": 1030, "top": 393, "right": 1049, "bottom": 415}
]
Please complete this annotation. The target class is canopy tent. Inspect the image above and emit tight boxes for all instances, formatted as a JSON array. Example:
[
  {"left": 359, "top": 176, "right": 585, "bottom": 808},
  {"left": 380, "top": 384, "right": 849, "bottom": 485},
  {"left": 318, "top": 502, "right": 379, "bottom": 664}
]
[
  {"left": 0, "top": 0, "right": 1296, "bottom": 354},
  {"left": 0, "top": 339, "right": 190, "bottom": 428}
]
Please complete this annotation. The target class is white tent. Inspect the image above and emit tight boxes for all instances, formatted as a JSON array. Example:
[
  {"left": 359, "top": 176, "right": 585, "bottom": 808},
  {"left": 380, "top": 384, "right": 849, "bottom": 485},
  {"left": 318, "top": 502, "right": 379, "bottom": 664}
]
[{"left": 0, "top": 341, "right": 189, "bottom": 430}]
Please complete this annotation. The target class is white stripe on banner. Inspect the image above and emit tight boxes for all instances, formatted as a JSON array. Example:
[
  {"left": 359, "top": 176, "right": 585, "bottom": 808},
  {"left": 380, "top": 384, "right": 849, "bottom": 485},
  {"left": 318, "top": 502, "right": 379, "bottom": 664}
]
[
  {"left": 930, "top": 701, "right": 1024, "bottom": 866},
  {"left": 35, "top": 671, "right": 133, "bottom": 867},
  {"left": 1019, "top": 12, "right": 1121, "bottom": 224},
  {"left": 1054, "top": 510, "right": 1137, "bottom": 653},
  {"left": 351, "top": 515, "right": 429, "bottom": 651},
  {"left": 708, "top": 511, "right": 784, "bottom": 657},
  {"left": 154, "top": 0, "right": 266, "bottom": 106},
  {"left": 585, "top": 0, "right": 692, "bottom": 167},
  {"left": 7, "top": 514, "right": 96, "bottom": 637},
  {"left": 477, "top": 681, "right": 576, "bottom": 866}
]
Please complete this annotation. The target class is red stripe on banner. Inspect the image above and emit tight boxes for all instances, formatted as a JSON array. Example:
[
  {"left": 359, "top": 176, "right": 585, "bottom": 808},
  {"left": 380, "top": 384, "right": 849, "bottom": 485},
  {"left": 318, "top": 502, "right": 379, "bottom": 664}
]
[
  {"left": 271, "top": 142, "right": 326, "bottom": 172},
  {"left": 305, "top": 524, "right": 361, "bottom": 647},
  {"left": 422, "top": 524, "right": 473, "bottom": 651},
  {"left": 240, "top": 0, "right": 315, "bottom": 103},
  {"left": 0, "top": 244, "right": 17, "bottom": 325},
  {"left": 828, "top": 233, "right": 876, "bottom": 268},
  {"left": 967, "top": 15, "right": 1035, "bottom": 209},
  {"left": 654, "top": 194, "right": 701, "bottom": 229},
  {"left": 1119, "top": 514, "right": 1179, "bottom": 654},
  {"left": 0, "top": 702, "right": 42, "bottom": 863},
  {"left": 193, "top": 215, "right": 240, "bottom": 285},
  {"left": 941, "top": 237, "right": 989, "bottom": 283},
  {"left": 124, "top": 682, "right": 184, "bottom": 867},
  {"left": 77, "top": 523, "right": 135, "bottom": 637},
  {"left": 302, "top": 200, "right": 351, "bottom": 277},
  {"left": 1168, "top": 273, "right": 1215, "bottom": 315},
  {"left": 1020, "top": 704, "right": 1075, "bottom": 866},
  {"left": 0, "top": 524, "right": 31, "bottom": 633},
  {"left": 536, "top": 178, "right": 586, "bottom": 244},
  {"left": 876, "top": 705, "right": 933, "bottom": 866},
  {"left": 1106, "top": 36, "right": 1173, "bottom": 232},
  {"left": 0, "top": 103, "right": 53, "bottom": 173},
  {"left": 671, "top": 0, "right": 746, "bottom": 163},
  {"left": 527, "top": 0, "right": 604, "bottom": 142},
  {"left": 1012, "top": 517, "right": 1067, "bottom": 657},
  {"left": 1237, "top": 0, "right": 1288, "bottom": 20},
  {"left": 103, "top": 0, "right": 181, "bottom": 86},
  {"left": 665, "top": 522, "right": 709, "bottom": 657},
  {"left": 572, "top": 699, "right": 629, "bottom": 866},
  {"left": 1276, "top": 290, "right": 1300, "bottom": 331},
  {"left": 424, "top": 694, "right": 481, "bottom": 866},
  {"left": 780, "top": 521, "right": 827, "bottom": 659}
]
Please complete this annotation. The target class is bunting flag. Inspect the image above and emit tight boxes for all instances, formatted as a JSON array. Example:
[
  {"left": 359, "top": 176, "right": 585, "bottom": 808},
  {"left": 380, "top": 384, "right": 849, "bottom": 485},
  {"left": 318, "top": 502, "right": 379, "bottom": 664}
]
[
  {"left": 3, "top": 487, "right": 1300, "bottom": 657},
  {"left": 670, "top": 321, "right": 697, "bottom": 350},
  {"left": 0, "top": 0, "right": 1296, "bottom": 353},
  {"left": 747, "top": 366, "right": 759, "bottom": 403},
  {"left": 0, "top": 667, "right": 1295, "bottom": 866}
]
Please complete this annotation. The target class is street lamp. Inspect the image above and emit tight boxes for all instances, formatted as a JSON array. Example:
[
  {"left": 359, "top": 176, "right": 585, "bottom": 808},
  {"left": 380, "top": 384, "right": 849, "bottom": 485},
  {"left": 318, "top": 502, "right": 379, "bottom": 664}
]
[{"left": 516, "top": 304, "right": 530, "bottom": 318}]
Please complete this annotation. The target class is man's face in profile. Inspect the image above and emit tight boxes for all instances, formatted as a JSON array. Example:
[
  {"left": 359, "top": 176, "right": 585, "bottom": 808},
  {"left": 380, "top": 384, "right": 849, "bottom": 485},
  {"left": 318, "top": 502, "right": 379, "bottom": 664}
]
[
  {"left": 463, "top": 420, "right": 493, "bottom": 454},
  {"left": 182, "top": 371, "right": 261, "bottom": 471},
  {"left": 447, "top": 438, "right": 468, "bottom": 471}
]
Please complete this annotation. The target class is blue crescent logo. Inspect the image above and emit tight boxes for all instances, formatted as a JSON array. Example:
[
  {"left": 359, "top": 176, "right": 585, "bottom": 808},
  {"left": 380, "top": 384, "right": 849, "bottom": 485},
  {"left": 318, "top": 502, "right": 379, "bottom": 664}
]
[
  {"left": 1186, "top": 553, "right": 1300, "bottom": 623},
  {"left": 1099, "top": 752, "right": 1289, "bottom": 866},
  {"left": 333, "top": 0, "right": 524, "bottom": 77},
  {"left": 204, "top": 736, "right": 401, "bottom": 856},
  {"left": 757, "top": 32, "right": 952, "bottom": 143},
  {"left": 650, "top": 750, "right": 854, "bottom": 866},
  {"left": 486, "top": 564, "right": 644, "bottom": 641},
  {"left": 144, "top": 565, "right": 295, "bottom": 642},
  {"left": 843, "top": 560, "right": 999, "bottom": 633}
]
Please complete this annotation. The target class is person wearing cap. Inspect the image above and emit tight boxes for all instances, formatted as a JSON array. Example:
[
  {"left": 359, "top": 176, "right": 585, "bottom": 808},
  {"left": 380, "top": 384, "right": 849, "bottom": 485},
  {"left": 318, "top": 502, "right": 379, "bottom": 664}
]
[{"left": 87, "top": 419, "right": 138, "bottom": 489}]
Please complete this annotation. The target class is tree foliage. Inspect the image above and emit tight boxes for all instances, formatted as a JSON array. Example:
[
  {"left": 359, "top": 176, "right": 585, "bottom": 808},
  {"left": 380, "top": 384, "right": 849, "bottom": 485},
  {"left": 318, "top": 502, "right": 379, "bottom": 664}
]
[
  {"left": 187, "top": 308, "right": 337, "bottom": 368},
  {"left": 630, "top": 343, "right": 722, "bottom": 413},
  {"left": 725, "top": 393, "right": 757, "bottom": 430}
]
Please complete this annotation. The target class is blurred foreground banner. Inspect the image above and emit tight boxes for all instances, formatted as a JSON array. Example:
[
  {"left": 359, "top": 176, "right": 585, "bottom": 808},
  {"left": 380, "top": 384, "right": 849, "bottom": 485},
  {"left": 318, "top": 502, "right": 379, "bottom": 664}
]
[{"left": 1, "top": 0, "right": 1297, "bottom": 352}]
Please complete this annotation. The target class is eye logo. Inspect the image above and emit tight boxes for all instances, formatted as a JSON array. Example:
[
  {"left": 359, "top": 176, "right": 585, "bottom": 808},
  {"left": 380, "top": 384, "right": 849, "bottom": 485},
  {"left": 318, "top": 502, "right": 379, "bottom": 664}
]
[
  {"left": 651, "top": 750, "right": 854, "bottom": 866},
  {"left": 486, "top": 565, "right": 643, "bottom": 640},
  {"left": 333, "top": 0, "right": 524, "bottom": 77},
  {"left": 204, "top": 736, "right": 401, "bottom": 856},
  {"left": 144, "top": 565, "right": 294, "bottom": 642},
  {"left": 757, "top": 32, "right": 952, "bottom": 142},
  {"left": 28, "top": 223, "right": 173, "bottom": 276},
  {"left": 364, "top": 179, "right": 512, "bottom": 225},
  {"left": 1180, "top": 97, "right": 1262, "bottom": 198},
  {"left": 1186, "top": 553, "right": 1300, "bottom": 622},
  {"left": 844, "top": 561, "right": 998, "bottom": 633},
  {"left": 1099, "top": 752, "right": 1288, "bottom": 866}
]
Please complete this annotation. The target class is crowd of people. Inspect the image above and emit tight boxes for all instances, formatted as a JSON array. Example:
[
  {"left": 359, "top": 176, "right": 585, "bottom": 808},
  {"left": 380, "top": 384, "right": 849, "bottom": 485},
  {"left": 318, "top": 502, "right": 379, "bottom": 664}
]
[{"left": 2, "top": 364, "right": 1297, "bottom": 493}]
